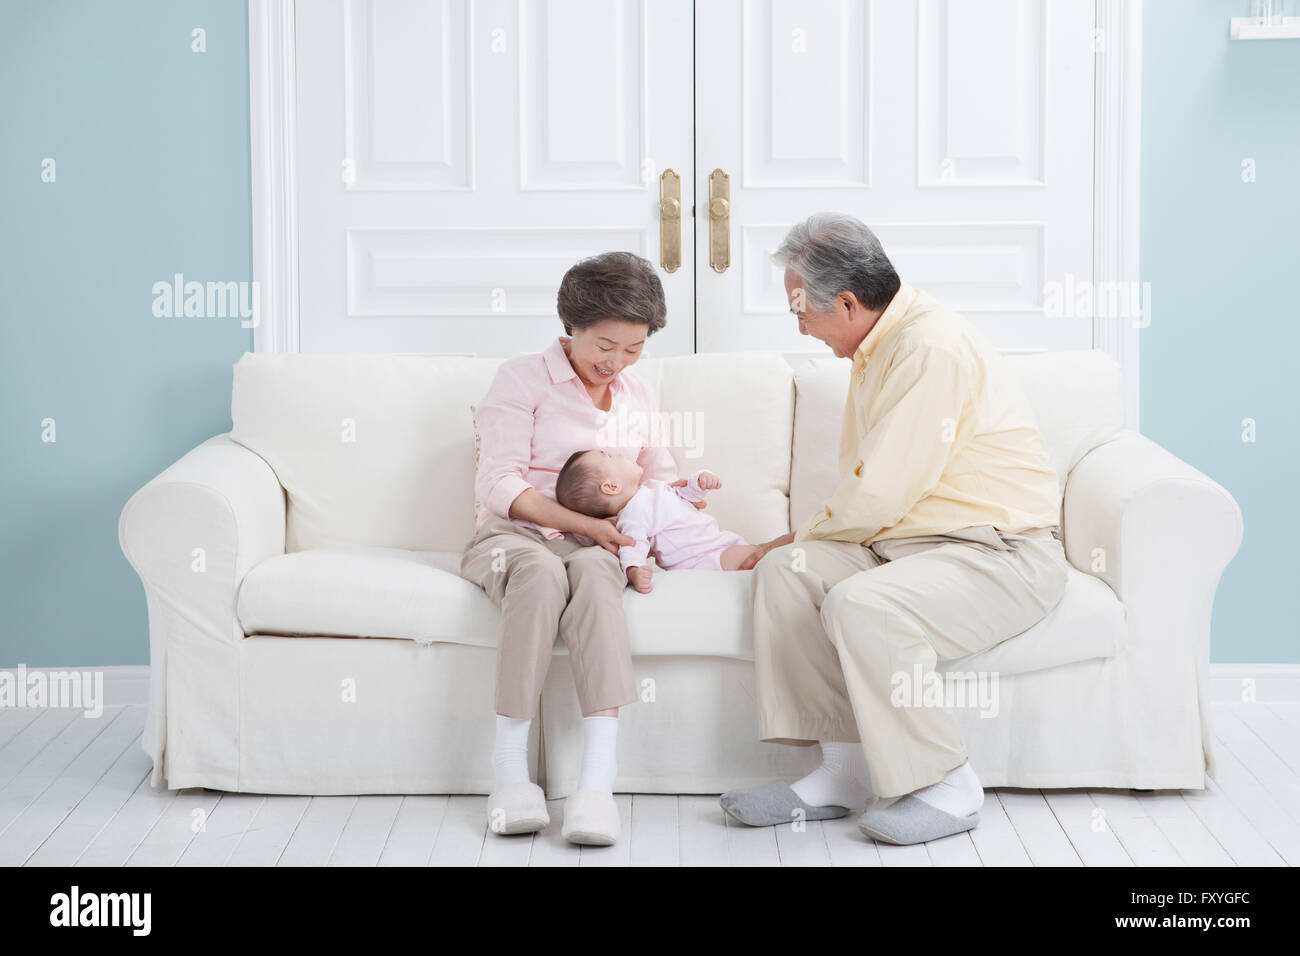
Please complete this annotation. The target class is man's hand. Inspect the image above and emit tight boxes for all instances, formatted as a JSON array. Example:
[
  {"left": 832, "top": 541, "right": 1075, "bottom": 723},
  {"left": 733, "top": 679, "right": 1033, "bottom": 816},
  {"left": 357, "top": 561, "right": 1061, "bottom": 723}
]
[
  {"left": 669, "top": 475, "right": 715, "bottom": 510},
  {"left": 584, "top": 517, "right": 635, "bottom": 555},
  {"left": 737, "top": 531, "right": 797, "bottom": 571},
  {"left": 627, "top": 564, "right": 653, "bottom": 594}
]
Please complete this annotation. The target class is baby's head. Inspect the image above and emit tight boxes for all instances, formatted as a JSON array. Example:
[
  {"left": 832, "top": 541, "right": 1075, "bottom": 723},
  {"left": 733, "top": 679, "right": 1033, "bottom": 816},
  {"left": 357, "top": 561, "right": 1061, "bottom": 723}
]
[{"left": 555, "top": 449, "right": 644, "bottom": 518}]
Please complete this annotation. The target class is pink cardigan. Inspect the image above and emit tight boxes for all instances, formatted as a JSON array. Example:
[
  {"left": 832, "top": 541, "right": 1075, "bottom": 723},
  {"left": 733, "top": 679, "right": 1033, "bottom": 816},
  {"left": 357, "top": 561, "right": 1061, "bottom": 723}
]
[{"left": 472, "top": 335, "right": 680, "bottom": 542}]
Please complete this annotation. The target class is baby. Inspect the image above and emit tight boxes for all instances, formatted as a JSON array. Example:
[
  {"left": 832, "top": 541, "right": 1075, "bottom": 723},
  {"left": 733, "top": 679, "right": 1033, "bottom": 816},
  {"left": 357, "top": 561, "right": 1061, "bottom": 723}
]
[{"left": 555, "top": 449, "right": 759, "bottom": 593}]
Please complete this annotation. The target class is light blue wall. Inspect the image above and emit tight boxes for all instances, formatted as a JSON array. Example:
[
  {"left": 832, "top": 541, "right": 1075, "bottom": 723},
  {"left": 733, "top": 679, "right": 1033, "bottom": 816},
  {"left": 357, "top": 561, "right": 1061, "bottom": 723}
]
[
  {"left": 0, "top": 1, "right": 252, "bottom": 666},
  {"left": 1141, "top": 0, "right": 1300, "bottom": 663},
  {"left": 1, "top": 1, "right": 1293, "bottom": 667}
]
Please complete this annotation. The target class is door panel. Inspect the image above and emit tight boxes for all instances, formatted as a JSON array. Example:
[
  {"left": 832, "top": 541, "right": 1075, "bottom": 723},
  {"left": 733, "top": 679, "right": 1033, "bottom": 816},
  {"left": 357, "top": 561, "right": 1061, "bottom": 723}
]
[
  {"left": 295, "top": 0, "right": 695, "bottom": 356},
  {"left": 693, "top": 0, "right": 1095, "bottom": 356}
]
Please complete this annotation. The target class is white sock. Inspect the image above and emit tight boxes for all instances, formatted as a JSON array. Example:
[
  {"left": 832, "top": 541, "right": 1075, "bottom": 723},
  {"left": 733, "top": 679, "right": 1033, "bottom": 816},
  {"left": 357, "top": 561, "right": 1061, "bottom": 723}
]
[
  {"left": 789, "top": 741, "right": 874, "bottom": 809},
  {"left": 577, "top": 715, "right": 619, "bottom": 793},
  {"left": 911, "top": 759, "right": 984, "bottom": 817},
  {"left": 491, "top": 715, "right": 532, "bottom": 790}
]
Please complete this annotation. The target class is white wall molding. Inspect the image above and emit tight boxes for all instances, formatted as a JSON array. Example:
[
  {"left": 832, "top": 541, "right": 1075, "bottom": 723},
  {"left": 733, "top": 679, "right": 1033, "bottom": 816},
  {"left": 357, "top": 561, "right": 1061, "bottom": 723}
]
[
  {"left": 1093, "top": 0, "right": 1143, "bottom": 431},
  {"left": 249, "top": 0, "right": 300, "bottom": 353},
  {"left": 1208, "top": 664, "right": 1300, "bottom": 703}
]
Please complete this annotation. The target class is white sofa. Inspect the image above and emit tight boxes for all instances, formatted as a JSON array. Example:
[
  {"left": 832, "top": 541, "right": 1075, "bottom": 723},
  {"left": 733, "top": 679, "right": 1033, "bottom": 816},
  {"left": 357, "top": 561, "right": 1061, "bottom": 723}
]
[{"left": 118, "top": 349, "right": 1242, "bottom": 799}]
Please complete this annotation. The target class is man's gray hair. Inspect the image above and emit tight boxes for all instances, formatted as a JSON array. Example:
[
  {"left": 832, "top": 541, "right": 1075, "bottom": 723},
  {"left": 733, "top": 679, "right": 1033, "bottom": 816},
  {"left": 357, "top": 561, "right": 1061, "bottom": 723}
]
[{"left": 773, "top": 213, "right": 901, "bottom": 312}]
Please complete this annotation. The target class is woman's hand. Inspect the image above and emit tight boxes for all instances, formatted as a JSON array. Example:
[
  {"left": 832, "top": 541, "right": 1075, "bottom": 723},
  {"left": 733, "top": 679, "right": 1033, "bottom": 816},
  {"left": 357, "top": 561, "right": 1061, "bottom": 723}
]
[
  {"left": 736, "top": 532, "right": 797, "bottom": 571},
  {"left": 584, "top": 517, "right": 635, "bottom": 555},
  {"left": 669, "top": 477, "right": 708, "bottom": 510}
]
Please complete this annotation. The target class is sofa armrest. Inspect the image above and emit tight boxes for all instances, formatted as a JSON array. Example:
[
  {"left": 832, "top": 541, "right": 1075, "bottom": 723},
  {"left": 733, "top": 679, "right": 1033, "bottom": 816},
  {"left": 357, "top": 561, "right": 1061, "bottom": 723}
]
[
  {"left": 119, "top": 433, "right": 286, "bottom": 625},
  {"left": 118, "top": 433, "right": 285, "bottom": 789},
  {"left": 1063, "top": 429, "right": 1242, "bottom": 783},
  {"left": 1063, "top": 430, "right": 1242, "bottom": 609}
]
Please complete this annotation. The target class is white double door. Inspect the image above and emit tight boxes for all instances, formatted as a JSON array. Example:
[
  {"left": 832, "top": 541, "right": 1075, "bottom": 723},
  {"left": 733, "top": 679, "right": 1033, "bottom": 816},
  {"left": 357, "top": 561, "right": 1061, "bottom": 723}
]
[{"left": 296, "top": 0, "right": 1095, "bottom": 357}]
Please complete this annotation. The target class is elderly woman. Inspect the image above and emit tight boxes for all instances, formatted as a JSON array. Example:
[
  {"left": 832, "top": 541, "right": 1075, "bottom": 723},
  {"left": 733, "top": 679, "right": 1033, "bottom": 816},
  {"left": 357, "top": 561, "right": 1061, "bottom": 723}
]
[{"left": 460, "top": 251, "right": 696, "bottom": 846}]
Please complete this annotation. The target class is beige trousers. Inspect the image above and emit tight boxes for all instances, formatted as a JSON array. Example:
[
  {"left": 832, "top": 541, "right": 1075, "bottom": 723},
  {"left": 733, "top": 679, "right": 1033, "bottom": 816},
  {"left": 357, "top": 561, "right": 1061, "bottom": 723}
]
[
  {"left": 460, "top": 515, "right": 638, "bottom": 718},
  {"left": 753, "top": 524, "right": 1068, "bottom": 798}
]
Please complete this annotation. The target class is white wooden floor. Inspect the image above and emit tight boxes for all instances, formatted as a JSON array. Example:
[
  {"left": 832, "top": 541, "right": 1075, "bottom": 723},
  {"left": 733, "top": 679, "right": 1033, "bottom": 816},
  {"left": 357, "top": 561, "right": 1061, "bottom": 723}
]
[{"left": 3, "top": 701, "right": 1298, "bottom": 866}]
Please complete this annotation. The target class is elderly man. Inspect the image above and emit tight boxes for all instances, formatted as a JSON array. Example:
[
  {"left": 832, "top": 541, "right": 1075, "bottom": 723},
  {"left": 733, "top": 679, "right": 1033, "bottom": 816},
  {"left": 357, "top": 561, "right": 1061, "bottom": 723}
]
[{"left": 720, "top": 213, "right": 1069, "bottom": 845}]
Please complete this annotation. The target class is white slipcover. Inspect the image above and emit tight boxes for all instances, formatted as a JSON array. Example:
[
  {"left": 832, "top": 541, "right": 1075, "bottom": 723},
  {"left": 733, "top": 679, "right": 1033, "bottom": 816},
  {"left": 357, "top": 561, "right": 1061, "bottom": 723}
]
[{"left": 118, "top": 349, "right": 1242, "bottom": 796}]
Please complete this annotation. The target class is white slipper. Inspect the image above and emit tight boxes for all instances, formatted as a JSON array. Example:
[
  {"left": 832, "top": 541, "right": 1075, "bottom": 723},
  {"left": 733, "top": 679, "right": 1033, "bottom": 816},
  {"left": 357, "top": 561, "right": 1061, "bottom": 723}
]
[
  {"left": 561, "top": 790, "right": 620, "bottom": 846},
  {"left": 485, "top": 781, "right": 550, "bottom": 835}
]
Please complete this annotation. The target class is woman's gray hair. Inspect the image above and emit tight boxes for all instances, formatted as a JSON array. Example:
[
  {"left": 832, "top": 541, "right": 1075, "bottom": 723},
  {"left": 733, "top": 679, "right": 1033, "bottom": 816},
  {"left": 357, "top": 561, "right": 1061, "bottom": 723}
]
[
  {"left": 773, "top": 213, "right": 901, "bottom": 312},
  {"left": 556, "top": 251, "right": 667, "bottom": 335}
]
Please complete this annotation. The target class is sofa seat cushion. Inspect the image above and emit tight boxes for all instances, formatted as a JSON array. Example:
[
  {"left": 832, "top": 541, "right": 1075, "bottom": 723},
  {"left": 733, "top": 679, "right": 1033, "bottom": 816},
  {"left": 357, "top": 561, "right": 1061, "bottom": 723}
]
[
  {"left": 238, "top": 548, "right": 1124, "bottom": 678},
  {"left": 936, "top": 566, "right": 1125, "bottom": 676},
  {"left": 237, "top": 547, "right": 500, "bottom": 647}
]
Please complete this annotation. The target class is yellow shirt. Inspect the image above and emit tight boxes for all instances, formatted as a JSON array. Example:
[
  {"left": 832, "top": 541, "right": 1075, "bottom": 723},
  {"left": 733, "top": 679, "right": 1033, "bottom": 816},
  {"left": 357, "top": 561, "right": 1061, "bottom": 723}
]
[{"left": 794, "top": 282, "right": 1061, "bottom": 545}]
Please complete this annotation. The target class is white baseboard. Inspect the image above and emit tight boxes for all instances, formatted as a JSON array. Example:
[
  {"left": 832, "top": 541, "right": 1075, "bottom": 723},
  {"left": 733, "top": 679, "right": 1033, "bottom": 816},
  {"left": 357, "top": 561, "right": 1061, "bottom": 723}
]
[
  {"left": 6, "top": 663, "right": 1299, "bottom": 712},
  {"left": 1207, "top": 663, "right": 1300, "bottom": 703}
]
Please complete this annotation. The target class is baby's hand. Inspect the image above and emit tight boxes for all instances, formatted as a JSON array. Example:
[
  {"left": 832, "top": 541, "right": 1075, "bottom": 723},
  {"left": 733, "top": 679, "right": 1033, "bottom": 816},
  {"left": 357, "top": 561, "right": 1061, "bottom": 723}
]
[
  {"left": 627, "top": 565, "right": 653, "bottom": 594},
  {"left": 696, "top": 472, "right": 722, "bottom": 492},
  {"left": 668, "top": 474, "right": 714, "bottom": 510}
]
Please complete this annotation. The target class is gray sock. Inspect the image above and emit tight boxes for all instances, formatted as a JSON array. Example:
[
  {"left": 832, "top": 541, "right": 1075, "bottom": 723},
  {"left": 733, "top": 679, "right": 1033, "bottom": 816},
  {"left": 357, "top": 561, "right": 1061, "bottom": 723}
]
[
  {"left": 856, "top": 794, "right": 979, "bottom": 845},
  {"left": 720, "top": 781, "right": 852, "bottom": 827}
]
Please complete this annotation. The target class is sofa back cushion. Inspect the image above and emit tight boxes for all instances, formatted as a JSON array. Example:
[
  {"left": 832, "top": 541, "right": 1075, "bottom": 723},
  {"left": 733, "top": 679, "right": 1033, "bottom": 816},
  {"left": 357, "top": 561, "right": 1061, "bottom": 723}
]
[
  {"left": 231, "top": 354, "right": 500, "bottom": 552},
  {"left": 230, "top": 350, "right": 795, "bottom": 553},
  {"left": 633, "top": 351, "right": 794, "bottom": 545},
  {"left": 789, "top": 348, "right": 1125, "bottom": 531}
]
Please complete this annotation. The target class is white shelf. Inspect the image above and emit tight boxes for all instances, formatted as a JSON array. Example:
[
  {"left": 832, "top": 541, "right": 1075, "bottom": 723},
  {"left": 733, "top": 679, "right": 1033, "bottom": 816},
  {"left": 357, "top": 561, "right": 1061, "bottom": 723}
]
[{"left": 1231, "top": 15, "right": 1300, "bottom": 39}]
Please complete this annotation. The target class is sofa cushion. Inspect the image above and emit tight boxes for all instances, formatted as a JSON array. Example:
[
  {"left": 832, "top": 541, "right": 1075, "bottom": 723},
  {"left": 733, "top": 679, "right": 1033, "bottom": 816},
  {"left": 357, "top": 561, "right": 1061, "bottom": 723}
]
[
  {"left": 231, "top": 354, "right": 502, "bottom": 553},
  {"left": 238, "top": 547, "right": 1124, "bottom": 678},
  {"left": 935, "top": 566, "right": 1125, "bottom": 677},
  {"left": 229, "top": 350, "right": 796, "bottom": 555},
  {"left": 629, "top": 351, "right": 794, "bottom": 543},
  {"left": 789, "top": 349, "right": 1125, "bottom": 531},
  {"left": 237, "top": 547, "right": 499, "bottom": 647}
]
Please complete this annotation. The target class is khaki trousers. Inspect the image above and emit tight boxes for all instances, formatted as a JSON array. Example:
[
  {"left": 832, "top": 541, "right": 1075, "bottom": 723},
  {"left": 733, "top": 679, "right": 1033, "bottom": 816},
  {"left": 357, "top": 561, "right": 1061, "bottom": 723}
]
[
  {"left": 460, "top": 516, "right": 638, "bottom": 718},
  {"left": 754, "top": 524, "right": 1068, "bottom": 798}
]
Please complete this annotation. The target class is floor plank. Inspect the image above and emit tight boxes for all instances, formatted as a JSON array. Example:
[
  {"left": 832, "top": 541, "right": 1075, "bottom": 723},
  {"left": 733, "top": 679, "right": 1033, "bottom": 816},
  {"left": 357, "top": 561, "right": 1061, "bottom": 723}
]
[
  {"left": 426, "top": 795, "right": 487, "bottom": 867},
  {"left": 1087, "top": 790, "right": 1184, "bottom": 866},
  {"left": 774, "top": 818, "right": 832, "bottom": 866},
  {"left": 527, "top": 799, "right": 581, "bottom": 867},
  {"left": 822, "top": 813, "right": 883, "bottom": 866},
  {"left": 176, "top": 793, "right": 265, "bottom": 867},
  {"left": 1208, "top": 708, "right": 1300, "bottom": 865},
  {"left": 997, "top": 790, "right": 1082, "bottom": 866},
  {"left": 125, "top": 787, "right": 223, "bottom": 866},
  {"left": 377, "top": 796, "right": 447, "bottom": 867},
  {"left": 1180, "top": 779, "right": 1285, "bottom": 867},
  {"left": 225, "top": 795, "right": 312, "bottom": 867},
  {"left": 277, "top": 796, "right": 358, "bottom": 867},
  {"left": 629, "top": 794, "right": 679, "bottom": 867},
  {"left": 0, "top": 706, "right": 143, "bottom": 866},
  {"left": 329, "top": 794, "right": 403, "bottom": 866},
  {"left": 580, "top": 794, "right": 632, "bottom": 867},
  {"left": 967, "top": 789, "right": 1032, "bottom": 866},
  {"left": 1041, "top": 790, "right": 1132, "bottom": 867},
  {"left": 723, "top": 803, "right": 781, "bottom": 866},
  {"left": 925, "top": 830, "right": 983, "bottom": 866},
  {"left": 1132, "top": 789, "right": 1234, "bottom": 866},
  {"left": 678, "top": 795, "right": 730, "bottom": 866},
  {"left": 74, "top": 775, "right": 186, "bottom": 867},
  {"left": 25, "top": 731, "right": 153, "bottom": 867}
]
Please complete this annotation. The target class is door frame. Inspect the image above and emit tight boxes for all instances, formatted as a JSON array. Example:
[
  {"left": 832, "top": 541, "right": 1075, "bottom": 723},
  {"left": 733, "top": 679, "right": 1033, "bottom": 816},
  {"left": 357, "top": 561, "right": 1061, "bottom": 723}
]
[{"left": 249, "top": 0, "right": 1142, "bottom": 428}]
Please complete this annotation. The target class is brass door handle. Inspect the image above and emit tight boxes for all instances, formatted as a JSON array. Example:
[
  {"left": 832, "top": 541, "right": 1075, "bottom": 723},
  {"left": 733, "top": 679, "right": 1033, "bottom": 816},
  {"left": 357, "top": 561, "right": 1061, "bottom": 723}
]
[
  {"left": 659, "top": 169, "right": 681, "bottom": 273},
  {"left": 708, "top": 168, "right": 730, "bottom": 273}
]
